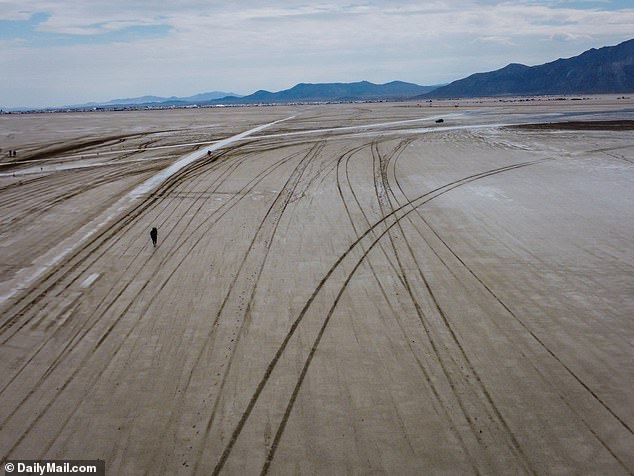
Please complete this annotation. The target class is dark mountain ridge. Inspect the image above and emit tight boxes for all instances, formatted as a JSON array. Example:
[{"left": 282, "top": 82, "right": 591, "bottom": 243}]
[
  {"left": 54, "top": 82, "right": 438, "bottom": 110},
  {"left": 424, "top": 38, "right": 634, "bottom": 98},
  {"left": 210, "top": 81, "right": 438, "bottom": 104}
]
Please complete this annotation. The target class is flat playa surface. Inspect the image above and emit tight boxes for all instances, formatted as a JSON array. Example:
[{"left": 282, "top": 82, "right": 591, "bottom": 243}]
[{"left": 1, "top": 98, "right": 633, "bottom": 474}]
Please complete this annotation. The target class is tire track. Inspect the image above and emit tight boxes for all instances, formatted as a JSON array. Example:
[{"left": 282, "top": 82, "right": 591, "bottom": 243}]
[
  {"left": 373, "top": 140, "right": 535, "bottom": 474},
  {"left": 0, "top": 143, "right": 300, "bottom": 400},
  {"left": 336, "top": 139, "right": 480, "bottom": 473},
  {"left": 0, "top": 125, "right": 270, "bottom": 324},
  {"left": 0, "top": 147, "right": 244, "bottom": 396},
  {"left": 0, "top": 136, "right": 265, "bottom": 334},
  {"left": 0, "top": 139, "right": 292, "bottom": 406},
  {"left": 0, "top": 163, "right": 159, "bottom": 235},
  {"left": 390, "top": 140, "right": 633, "bottom": 437},
  {"left": 212, "top": 157, "right": 547, "bottom": 475},
  {"left": 130, "top": 144, "right": 316, "bottom": 473},
  {"left": 340, "top": 142, "right": 406, "bottom": 287},
  {"left": 0, "top": 145, "right": 235, "bottom": 340},
  {"left": 0, "top": 142, "right": 316, "bottom": 462},
  {"left": 388, "top": 141, "right": 634, "bottom": 469},
  {"left": 188, "top": 142, "right": 324, "bottom": 475},
  {"left": 260, "top": 157, "right": 548, "bottom": 475}
]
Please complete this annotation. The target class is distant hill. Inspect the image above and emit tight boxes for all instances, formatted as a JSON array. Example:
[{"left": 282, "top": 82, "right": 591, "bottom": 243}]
[
  {"left": 210, "top": 81, "right": 439, "bottom": 104},
  {"left": 61, "top": 82, "right": 438, "bottom": 110},
  {"left": 107, "top": 95, "right": 173, "bottom": 105},
  {"left": 180, "top": 91, "right": 243, "bottom": 102},
  {"left": 73, "top": 91, "right": 241, "bottom": 108},
  {"left": 423, "top": 38, "right": 634, "bottom": 98}
]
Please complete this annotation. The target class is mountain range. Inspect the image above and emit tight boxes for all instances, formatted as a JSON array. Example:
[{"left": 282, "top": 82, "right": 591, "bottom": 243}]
[
  {"left": 74, "top": 81, "right": 438, "bottom": 109},
  {"left": 8, "top": 38, "right": 633, "bottom": 111},
  {"left": 424, "top": 38, "right": 634, "bottom": 98},
  {"left": 74, "top": 91, "right": 241, "bottom": 108},
  {"left": 212, "top": 81, "right": 438, "bottom": 104}
]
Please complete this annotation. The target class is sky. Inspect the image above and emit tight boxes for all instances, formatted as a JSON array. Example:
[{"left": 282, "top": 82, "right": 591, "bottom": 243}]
[{"left": 1, "top": 0, "right": 633, "bottom": 108}]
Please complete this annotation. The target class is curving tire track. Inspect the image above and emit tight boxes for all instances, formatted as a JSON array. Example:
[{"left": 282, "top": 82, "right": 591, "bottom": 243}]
[
  {"left": 0, "top": 136, "right": 311, "bottom": 460},
  {"left": 388, "top": 140, "right": 633, "bottom": 472},
  {"left": 4, "top": 109, "right": 631, "bottom": 474},
  {"left": 0, "top": 144, "right": 302, "bottom": 416},
  {"left": 36, "top": 142, "right": 316, "bottom": 466},
  {"left": 212, "top": 153, "right": 547, "bottom": 475},
  {"left": 373, "top": 139, "right": 534, "bottom": 474},
  {"left": 335, "top": 138, "right": 482, "bottom": 473}
]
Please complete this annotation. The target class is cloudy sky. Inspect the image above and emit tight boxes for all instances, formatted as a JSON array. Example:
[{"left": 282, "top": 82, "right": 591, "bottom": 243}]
[{"left": 1, "top": 0, "right": 632, "bottom": 108}]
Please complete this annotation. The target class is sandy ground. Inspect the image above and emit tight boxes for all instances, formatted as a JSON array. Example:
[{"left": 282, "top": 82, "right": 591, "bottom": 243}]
[{"left": 1, "top": 98, "right": 633, "bottom": 475}]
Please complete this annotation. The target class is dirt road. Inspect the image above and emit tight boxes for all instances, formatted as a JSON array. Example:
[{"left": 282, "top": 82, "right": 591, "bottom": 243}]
[{"left": 1, "top": 102, "right": 633, "bottom": 474}]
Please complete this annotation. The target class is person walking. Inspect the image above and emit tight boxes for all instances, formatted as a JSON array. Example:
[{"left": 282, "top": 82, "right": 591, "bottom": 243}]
[{"left": 150, "top": 227, "right": 158, "bottom": 247}]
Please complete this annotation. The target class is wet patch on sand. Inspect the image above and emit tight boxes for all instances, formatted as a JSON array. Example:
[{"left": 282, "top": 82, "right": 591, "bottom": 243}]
[{"left": 512, "top": 120, "right": 634, "bottom": 131}]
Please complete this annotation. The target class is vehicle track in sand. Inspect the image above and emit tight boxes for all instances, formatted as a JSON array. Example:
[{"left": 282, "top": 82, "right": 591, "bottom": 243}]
[
  {"left": 41, "top": 142, "right": 315, "bottom": 464},
  {"left": 325, "top": 137, "right": 481, "bottom": 472},
  {"left": 0, "top": 142, "right": 304, "bottom": 444},
  {"left": 2, "top": 104, "right": 632, "bottom": 474},
  {"left": 213, "top": 140, "right": 549, "bottom": 473},
  {"left": 258, "top": 157, "right": 550, "bottom": 475},
  {"left": 187, "top": 141, "right": 325, "bottom": 474},
  {"left": 372, "top": 138, "right": 534, "bottom": 474},
  {"left": 387, "top": 136, "right": 633, "bottom": 472},
  {"left": 0, "top": 131, "right": 335, "bottom": 466}
]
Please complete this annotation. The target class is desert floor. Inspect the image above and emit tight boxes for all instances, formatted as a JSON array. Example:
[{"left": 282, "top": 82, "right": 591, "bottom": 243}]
[{"left": 1, "top": 99, "right": 633, "bottom": 475}]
